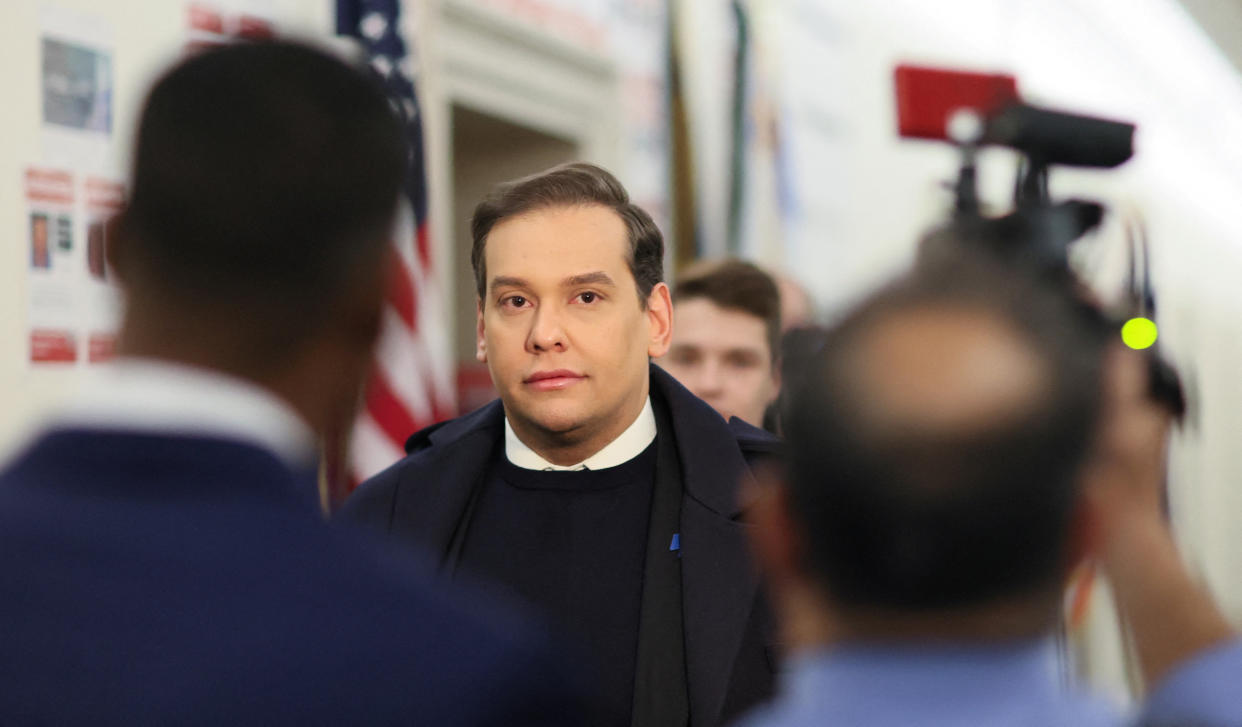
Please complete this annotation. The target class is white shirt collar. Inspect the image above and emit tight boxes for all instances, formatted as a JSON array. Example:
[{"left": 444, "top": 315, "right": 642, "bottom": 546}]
[
  {"left": 51, "top": 357, "right": 318, "bottom": 469},
  {"left": 505, "top": 397, "right": 657, "bottom": 471}
]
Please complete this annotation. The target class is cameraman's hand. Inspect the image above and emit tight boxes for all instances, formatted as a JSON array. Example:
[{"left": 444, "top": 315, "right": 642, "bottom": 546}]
[
  {"left": 1085, "top": 346, "right": 1171, "bottom": 550},
  {"left": 1084, "top": 345, "right": 1233, "bottom": 689}
]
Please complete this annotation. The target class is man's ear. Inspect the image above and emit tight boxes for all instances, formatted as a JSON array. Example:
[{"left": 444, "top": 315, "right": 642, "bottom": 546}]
[
  {"left": 336, "top": 249, "right": 388, "bottom": 354},
  {"left": 646, "top": 282, "right": 673, "bottom": 358},
  {"left": 475, "top": 299, "right": 487, "bottom": 363},
  {"left": 1064, "top": 493, "right": 1103, "bottom": 570},
  {"left": 744, "top": 463, "right": 805, "bottom": 583},
  {"left": 104, "top": 209, "right": 129, "bottom": 286}
]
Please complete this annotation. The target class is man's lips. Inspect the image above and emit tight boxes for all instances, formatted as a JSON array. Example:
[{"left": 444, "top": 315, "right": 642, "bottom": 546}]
[{"left": 523, "top": 370, "right": 586, "bottom": 391}]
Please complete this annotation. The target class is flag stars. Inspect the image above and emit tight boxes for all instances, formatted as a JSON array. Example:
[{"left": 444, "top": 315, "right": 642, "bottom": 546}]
[{"left": 360, "top": 11, "right": 388, "bottom": 41}]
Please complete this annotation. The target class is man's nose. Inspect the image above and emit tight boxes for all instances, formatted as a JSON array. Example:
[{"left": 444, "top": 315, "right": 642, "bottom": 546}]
[
  {"left": 526, "top": 305, "right": 568, "bottom": 353},
  {"left": 694, "top": 358, "right": 725, "bottom": 396}
]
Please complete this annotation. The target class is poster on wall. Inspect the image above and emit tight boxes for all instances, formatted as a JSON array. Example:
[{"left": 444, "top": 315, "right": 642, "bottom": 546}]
[
  {"left": 83, "top": 177, "right": 124, "bottom": 363},
  {"left": 186, "top": 1, "right": 275, "bottom": 52},
  {"left": 41, "top": 36, "right": 112, "bottom": 134},
  {"left": 27, "top": 6, "right": 127, "bottom": 370},
  {"left": 38, "top": 6, "right": 115, "bottom": 174},
  {"left": 25, "top": 167, "right": 80, "bottom": 365}
]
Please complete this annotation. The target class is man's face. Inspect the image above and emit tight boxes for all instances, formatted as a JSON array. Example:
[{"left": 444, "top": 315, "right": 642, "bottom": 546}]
[
  {"left": 477, "top": 204, "right": 671, "bottom": 455},
  {"left": 658, "top": 297, "right": 779, "bottom": 426}
]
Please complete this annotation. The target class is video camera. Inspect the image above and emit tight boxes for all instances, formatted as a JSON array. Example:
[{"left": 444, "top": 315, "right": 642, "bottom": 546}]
[{"left": 894, "top": 65, "right": 1185, "bottom": 417}]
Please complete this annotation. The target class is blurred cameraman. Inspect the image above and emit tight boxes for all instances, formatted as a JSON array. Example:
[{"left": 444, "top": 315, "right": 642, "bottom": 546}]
[{"left": 738, "top": 253, "right": 1240, "bottom": 727}]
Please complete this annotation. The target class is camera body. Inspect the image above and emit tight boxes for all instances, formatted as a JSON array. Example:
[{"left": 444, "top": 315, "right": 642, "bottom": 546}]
[{"left": 896, "top": 64, "right": 1184, "bottom": 417}]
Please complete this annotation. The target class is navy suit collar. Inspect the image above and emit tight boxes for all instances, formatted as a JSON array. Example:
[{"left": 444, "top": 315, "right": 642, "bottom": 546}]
[
  {"left": 387, "top": 403, "right": 504, "bottom": 565},
  {"left": 406, "top": 398, "right": 504, "bottom": 454},
  {"left": 9, "top": 428, "right": 321, "bottom": 511}
]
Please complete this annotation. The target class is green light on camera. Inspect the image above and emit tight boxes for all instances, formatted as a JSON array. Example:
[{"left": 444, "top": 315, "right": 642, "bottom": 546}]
[{"left": 1121, "top": 317, "right": 1158, "bottom": 350}]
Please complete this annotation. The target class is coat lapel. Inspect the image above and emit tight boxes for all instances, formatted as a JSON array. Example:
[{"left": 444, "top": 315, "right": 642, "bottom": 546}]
[
  {"left": 387, "top": 401, "right": 504, "bottom": 566},
  {"left": 681, "top": 499, "right": 759, "bottom": 726},
  {"left": 651, "top": 366, "right": 762, "bottom": 726}
]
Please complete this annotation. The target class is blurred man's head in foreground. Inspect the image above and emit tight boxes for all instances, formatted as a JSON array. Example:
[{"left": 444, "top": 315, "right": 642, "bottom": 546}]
[
  {"left": 110, "top": 41, "right": 404, "bottom": 435},
  {"left": 659, "top": 258, "right": 781, "bottom": 427},
  {"left": 752, "top": 254, "right": 1124, "bottom": 643}
]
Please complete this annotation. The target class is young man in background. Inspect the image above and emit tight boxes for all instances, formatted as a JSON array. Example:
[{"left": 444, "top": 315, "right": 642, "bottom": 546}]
[{"left": 658, "top": 258, "right": 782, "bottom": 429}]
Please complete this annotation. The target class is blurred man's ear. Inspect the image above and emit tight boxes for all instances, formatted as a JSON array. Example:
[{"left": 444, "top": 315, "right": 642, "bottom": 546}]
[
  {"left": 744, "top": 463, "right": 803, "bottom": 583},
  {"left": 104, "top": 209, "right": 129, "bottom": 286},
  {"left": 305, "top": 247, "right": 388, "bottom": 439},
  {"left": 349, "top": 274, "right": 385, "bottom": 354},
  {"left": 319, "top": 245, "right": 389, "bottom": 364},
  {"left": 745, "top": 463, "right": 841, "bottom": 652},
  {"left": 1064, "top": 495, "right": 1103, "bottom": 572}
]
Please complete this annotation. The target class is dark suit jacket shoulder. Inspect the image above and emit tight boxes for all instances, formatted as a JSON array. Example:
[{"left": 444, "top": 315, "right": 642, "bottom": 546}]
[{"left": 0, "top": 428, "right": 582, "bottom": 726}]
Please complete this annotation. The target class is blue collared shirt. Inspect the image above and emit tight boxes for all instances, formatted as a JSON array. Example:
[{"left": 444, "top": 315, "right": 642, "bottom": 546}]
[{"left": 734, "top": 637, "right": 1242, "bottom": 727}]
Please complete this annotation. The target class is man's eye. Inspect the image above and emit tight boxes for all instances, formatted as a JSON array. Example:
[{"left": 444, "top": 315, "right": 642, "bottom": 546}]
[
  {"left": 502, "top": 295, "right": 528, "bottom": 308},
  {"left": 577, "top": 292, "right": 598, "bottom": 304}
]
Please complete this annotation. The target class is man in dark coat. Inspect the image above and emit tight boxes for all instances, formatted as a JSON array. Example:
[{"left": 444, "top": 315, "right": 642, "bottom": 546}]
[
  {"left": 343, "top": 163, "right": 780, "bottom": 727},
  {"left": 0, "top": 42, "right": 583, "bottom": 726}
]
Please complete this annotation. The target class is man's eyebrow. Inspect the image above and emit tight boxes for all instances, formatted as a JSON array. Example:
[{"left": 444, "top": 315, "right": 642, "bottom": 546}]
[
  {"left": 564, "top": 271, "right": 616, "bottom": 288},
  {"left": 489, "top": 275, "right": 529, "bottom": 291}
]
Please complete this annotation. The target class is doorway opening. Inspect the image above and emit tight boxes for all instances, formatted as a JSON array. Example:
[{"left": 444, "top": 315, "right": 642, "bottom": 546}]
[{"left": 450, "top": 104, "right": 579, "bottom": 411}]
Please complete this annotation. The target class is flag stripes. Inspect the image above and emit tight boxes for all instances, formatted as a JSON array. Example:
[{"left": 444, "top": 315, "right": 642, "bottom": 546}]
[{"left": 336, "top": 0, "right": 456, "bottom": 498}]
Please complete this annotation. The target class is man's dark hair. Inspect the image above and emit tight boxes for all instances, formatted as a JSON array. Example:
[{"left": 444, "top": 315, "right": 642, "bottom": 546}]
[
  {"left": 470, "top": 162, "right": 664, "bottom": 307},
  {"left": 674, "top": 258, "right": 782, "bottom": 367},
  {"left": 122, "top": 41, "right": 404, "bottom": 357},
  {"left": 785, "top": 255, "right": 1108, "bottom": 611}
]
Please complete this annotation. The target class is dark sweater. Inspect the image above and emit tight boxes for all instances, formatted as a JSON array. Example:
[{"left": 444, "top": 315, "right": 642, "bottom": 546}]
[{"left": 457, "top": 439, "right": 658, "bottom": 727}]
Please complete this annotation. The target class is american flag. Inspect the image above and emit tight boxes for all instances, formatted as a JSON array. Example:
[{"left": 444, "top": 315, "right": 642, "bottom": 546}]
[{"left": 336, "top": 0, "right": 456, "bottom": 496}]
